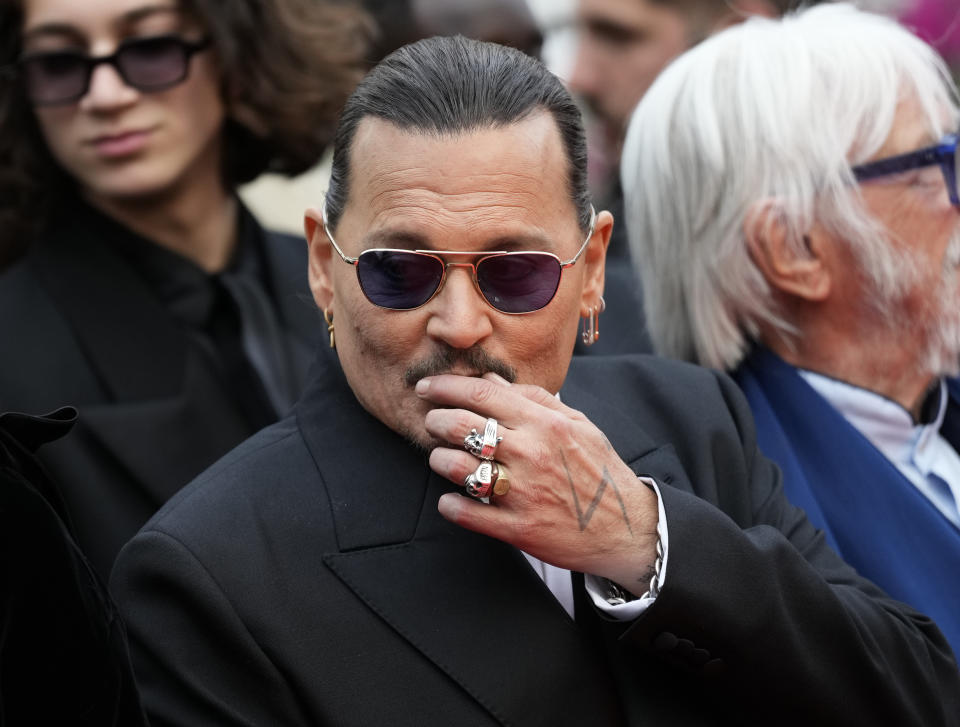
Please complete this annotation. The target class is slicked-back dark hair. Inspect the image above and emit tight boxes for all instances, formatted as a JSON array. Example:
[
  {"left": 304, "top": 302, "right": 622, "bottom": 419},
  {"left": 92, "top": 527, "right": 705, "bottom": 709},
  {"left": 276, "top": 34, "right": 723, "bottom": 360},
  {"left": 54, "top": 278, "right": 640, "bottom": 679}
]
[{"left": 324, "top": 35, "right": 592, "bottom": 232}]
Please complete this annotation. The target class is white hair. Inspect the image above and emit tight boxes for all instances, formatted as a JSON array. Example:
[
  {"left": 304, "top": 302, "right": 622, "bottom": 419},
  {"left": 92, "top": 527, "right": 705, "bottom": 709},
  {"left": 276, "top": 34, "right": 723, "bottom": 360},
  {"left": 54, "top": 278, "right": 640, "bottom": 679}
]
[{"left": 621, "top": 2, "right": 960, "bottom": 369}]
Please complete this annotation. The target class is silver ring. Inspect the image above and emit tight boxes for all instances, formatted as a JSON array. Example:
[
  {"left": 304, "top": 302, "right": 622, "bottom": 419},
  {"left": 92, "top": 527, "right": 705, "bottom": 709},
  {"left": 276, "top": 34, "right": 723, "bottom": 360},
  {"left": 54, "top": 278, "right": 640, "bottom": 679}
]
[
  {"left": 463, "top": 418, "right": 502, "bottom": 460},
  {"left": 464, "top": 461, "right": 499, "bottom": 499}
]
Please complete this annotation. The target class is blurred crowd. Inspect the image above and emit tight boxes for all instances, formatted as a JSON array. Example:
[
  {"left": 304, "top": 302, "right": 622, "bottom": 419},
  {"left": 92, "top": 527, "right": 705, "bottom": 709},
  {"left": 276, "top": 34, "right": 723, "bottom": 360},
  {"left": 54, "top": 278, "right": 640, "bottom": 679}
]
[{"left": 242, "top": 0, "right": 960, "bottom": 234}]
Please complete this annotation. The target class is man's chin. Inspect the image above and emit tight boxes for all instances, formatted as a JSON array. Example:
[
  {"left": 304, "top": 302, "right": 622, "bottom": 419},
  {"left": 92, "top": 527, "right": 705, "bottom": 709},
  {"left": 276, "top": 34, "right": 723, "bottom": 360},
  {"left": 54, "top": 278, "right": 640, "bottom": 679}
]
[{"left": 398, "top": 425, "right": 446, "bottom": 455}]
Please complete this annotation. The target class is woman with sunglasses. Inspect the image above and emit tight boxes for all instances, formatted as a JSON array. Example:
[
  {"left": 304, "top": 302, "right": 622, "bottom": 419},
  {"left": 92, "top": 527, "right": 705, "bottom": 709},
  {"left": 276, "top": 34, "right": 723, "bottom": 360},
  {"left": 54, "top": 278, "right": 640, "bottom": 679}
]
[{"left": 0, "top": 0, "right": 370, "bottom": 578}]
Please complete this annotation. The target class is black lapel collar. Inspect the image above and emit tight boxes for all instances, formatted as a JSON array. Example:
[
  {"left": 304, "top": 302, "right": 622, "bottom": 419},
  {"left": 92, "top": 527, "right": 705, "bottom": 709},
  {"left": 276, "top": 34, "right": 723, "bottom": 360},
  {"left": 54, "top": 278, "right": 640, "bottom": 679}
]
[
  {"left": 32, "top": 205, "right": 185, "bottom": 401},
  {"left": 297, "top": 358, "right": 626, "bottom": 725},
  {"left": 30, "top": 205, "right": 252, "bottom": 504}
]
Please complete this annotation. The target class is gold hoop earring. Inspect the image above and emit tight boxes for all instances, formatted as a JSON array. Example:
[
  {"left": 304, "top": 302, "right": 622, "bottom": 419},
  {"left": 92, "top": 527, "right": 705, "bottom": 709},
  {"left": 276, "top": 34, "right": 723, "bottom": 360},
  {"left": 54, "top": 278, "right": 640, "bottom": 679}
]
[
  {"left": 580, "top": 297, "right": 606, "bottom": 347},
  {"left": 323, "top": 308, "right": 335, "bottom": 349}
]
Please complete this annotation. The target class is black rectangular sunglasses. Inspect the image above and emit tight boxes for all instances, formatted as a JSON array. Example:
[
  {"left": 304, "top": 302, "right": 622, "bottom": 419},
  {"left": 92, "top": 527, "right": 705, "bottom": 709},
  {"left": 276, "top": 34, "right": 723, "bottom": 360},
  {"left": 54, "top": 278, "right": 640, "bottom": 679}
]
[
  {"left": 322, "top": 204, "right": 598, "bottom": 314},
  {"left": 11, "top": 34, "right": 210, "bottom": 106}
]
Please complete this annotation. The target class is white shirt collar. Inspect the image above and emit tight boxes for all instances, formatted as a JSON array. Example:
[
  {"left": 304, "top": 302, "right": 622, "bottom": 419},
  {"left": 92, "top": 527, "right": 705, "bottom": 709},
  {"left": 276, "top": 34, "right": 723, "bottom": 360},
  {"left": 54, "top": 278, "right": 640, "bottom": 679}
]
[{"left": 797, "top": 371, "right": 946, "bottom": 473}]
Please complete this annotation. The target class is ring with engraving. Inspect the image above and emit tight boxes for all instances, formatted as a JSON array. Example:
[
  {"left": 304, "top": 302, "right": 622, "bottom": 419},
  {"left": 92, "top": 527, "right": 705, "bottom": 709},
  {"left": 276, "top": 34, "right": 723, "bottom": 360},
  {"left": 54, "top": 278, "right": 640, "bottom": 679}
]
[
  {"left": 464, "top": 460, "right": 501, "bottom": 499},
  {"left": 463, "top": 417, "right": 502, "bottom": 460}
]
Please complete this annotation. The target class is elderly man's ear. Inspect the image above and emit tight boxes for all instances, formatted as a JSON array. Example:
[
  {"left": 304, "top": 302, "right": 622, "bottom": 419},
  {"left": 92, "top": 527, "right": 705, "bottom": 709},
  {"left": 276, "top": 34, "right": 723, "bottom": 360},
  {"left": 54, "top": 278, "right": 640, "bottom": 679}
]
[
  {"left": 745, "top": 200, "right": 832, "bottom": 302},
  {"left": 304, "top": 207, "right": 335, "bottom": 311}
]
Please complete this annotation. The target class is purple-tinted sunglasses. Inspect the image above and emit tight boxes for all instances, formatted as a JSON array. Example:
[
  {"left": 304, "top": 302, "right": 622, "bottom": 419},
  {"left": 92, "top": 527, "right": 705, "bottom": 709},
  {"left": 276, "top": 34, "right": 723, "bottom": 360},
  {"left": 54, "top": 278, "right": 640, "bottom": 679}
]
[
  {"left": 322, "top": 206, "right": 597, "bottom": 314},
  {"left": 13, "top": 34, "right": 210, "bottom": 106}
]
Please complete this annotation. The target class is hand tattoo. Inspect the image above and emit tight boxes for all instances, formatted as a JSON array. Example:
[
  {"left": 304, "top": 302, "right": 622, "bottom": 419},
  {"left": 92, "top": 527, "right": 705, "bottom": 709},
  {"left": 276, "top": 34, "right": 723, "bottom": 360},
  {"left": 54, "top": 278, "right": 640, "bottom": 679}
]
[{"left": 560, "top": 451, "right": 633, "bottom": 535}]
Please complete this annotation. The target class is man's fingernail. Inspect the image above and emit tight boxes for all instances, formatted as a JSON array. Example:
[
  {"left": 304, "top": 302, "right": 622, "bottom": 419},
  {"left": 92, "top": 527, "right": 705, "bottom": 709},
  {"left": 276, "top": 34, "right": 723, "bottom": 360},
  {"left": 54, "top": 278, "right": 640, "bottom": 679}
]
[
  {"left": 415, "top": 378, "right": 430, "bottom": 396},
  {"left": 437, "top": 492, "right": 462, "bottom": 519},
  {"left": 485, "top": 372, "right": 511, "bottom": 386}
]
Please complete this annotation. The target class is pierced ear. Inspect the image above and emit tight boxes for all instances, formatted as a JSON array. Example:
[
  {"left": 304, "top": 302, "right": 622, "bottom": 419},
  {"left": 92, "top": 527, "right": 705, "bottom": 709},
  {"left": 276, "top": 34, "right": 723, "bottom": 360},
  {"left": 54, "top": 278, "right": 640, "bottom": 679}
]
[
  {"left": 579, "top": 209, "right": 613, "bottom": 310},
  {"left": 744, "top": 200, "right": 831, "bottom": 302},
  {"left": 304, "top": 207, "right": 335, "bottom": 311}
]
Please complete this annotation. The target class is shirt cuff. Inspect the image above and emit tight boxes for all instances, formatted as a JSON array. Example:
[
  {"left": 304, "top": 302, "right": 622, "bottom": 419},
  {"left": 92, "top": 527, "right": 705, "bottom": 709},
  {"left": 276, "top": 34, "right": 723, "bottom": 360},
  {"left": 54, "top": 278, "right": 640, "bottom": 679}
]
[{"left": 584, "top": 476, "right": 670, "bottom": 620}]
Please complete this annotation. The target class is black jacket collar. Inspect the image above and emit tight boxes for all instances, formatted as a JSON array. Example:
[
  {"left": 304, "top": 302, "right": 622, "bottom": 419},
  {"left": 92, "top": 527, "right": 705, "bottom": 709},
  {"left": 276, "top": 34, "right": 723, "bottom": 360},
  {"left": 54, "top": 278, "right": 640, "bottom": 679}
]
[{"left": 293, "top": 354, "right": 695, "bottom": 726}]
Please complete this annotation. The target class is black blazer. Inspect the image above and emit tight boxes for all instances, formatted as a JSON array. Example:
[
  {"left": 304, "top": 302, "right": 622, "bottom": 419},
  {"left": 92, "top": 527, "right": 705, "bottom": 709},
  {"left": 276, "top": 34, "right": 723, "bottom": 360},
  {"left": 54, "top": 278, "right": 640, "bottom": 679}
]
[
  {"left": 0, "top": 211, "right": 321, "bottom": 577},
  {"left": 111, "top": 354, "right": 960, "bottom": 726},
  {"left": 1, "top": 408, "right": 148, "bottom": 726}
]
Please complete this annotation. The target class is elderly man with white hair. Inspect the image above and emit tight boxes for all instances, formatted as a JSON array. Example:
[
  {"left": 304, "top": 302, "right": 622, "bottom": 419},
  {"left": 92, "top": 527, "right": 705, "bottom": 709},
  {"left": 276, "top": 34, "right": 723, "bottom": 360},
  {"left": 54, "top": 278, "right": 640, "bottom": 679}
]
[{"left": 623, "top": 2, "right": 960, "bottom": 655}]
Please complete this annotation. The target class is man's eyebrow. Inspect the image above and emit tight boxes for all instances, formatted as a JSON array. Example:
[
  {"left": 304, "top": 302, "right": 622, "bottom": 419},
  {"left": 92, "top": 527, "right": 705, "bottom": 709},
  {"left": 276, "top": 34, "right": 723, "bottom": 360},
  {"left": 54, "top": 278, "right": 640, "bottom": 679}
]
[
  {"left": 582, "top": 17, "right": 644, "bottom": 44},
  {"left": 362, "top": 229, "right": 430, "bottom": 249},
  {"left": 22, "top": 5, "right": 182, "bottom": 45},
  {"left": 362, "top": 228, "right": 554, "bottom": 252}
]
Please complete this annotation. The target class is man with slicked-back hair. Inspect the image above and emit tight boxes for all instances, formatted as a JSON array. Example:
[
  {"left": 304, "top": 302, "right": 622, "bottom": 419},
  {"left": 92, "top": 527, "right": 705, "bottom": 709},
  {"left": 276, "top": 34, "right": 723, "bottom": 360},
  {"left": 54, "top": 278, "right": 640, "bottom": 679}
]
[{"left": 114, "top": 32, "right": 960, "bottom": 727}]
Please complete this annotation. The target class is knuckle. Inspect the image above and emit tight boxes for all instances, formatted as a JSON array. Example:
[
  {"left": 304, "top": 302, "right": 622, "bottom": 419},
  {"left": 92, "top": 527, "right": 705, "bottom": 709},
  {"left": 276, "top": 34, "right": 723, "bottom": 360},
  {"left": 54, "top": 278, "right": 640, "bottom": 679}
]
[
  {"left": 566, "top": 406, "right": 588, "bottom": 423},
  {"left": 468, "top": 378, "right": 496, "bottom": 407},
  {"left": 454, "top": 410, "right": 478, "bottom": 435},
  {"left": 544, "top": 412, "right": 576, "bottom": 445},
  {"left": 525, "top": 385, "right": 556, "bottom": 406}
]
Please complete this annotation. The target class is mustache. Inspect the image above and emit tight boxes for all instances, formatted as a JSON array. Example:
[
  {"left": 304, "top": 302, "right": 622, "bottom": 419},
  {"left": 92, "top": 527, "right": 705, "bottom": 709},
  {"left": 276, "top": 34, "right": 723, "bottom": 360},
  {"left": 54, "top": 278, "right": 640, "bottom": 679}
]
[{"left": 404, "top": 346, "right": 517, "bottom": 387}]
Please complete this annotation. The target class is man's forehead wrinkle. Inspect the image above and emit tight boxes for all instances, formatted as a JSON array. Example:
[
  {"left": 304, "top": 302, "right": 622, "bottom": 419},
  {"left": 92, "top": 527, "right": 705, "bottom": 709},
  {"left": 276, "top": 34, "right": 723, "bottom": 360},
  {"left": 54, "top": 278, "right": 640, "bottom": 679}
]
[
  {"left": 366, "top": 167, "right": 548, "bottom": 197},
  {"left": 364, "top": 186, "right": 549, "bottom": 218},
  {"left": 365, "top": 202, "right": 553, "bottom": 236}
]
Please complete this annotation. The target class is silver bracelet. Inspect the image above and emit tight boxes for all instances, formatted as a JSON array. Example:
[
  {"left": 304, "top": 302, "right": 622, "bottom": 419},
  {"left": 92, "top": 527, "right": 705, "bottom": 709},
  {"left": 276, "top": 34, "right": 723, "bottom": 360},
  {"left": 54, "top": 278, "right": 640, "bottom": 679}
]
[{"left": 604, "top": 532, "right": 664, "bottom": 604}]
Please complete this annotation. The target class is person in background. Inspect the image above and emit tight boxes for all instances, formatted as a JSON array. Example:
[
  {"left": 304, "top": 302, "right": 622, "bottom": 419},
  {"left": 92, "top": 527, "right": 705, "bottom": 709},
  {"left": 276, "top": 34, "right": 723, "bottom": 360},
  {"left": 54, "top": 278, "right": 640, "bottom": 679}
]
[
  {"left": 622, "top": 2, "right": 960, "bottom": 655},
  {"left": 563, "top": 0, "right": 824, "bottom": 356},
  {"left": 112, "top": 34, "right": 960, "bottom": 727},
  {"left": 361, "top": 0, "right": 543, "bottom": 61},
  {"left": 0, "top": 0, "right": 370, "bottom": 577}
]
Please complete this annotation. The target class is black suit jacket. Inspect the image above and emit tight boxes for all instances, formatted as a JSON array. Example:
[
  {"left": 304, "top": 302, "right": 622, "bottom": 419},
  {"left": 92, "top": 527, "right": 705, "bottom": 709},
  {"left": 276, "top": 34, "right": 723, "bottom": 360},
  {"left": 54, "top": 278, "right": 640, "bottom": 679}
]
[
  {"left": 0, "top": 209, "right": 321, "bottom": 577},
  {"left": 1, "top": 408, "right": 148, "bottom": 726},
  {"left": 111, "top": 354, "right": 960, "bottom": 726}
]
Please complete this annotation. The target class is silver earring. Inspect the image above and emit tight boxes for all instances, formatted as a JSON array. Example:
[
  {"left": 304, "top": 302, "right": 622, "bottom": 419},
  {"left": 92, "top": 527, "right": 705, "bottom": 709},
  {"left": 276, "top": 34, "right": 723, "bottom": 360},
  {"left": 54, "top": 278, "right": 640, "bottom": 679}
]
[{"left": 580, "top": 297, "right": 606, "bottom": 346}]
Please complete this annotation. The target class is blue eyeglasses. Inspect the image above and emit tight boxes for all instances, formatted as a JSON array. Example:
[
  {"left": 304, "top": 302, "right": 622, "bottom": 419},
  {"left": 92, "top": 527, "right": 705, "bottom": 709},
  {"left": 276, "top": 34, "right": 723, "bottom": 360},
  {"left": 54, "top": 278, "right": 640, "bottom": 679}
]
[{"left": 851, "top": 132, "right": 960, "bottom": 208}]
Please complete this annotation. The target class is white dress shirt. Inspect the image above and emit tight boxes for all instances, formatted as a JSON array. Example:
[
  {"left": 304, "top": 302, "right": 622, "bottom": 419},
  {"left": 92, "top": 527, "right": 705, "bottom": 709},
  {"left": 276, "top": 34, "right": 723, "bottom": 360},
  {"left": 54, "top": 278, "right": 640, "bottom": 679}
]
[{"left": 799, "top": 371, "right": 960, "bottom": 528}]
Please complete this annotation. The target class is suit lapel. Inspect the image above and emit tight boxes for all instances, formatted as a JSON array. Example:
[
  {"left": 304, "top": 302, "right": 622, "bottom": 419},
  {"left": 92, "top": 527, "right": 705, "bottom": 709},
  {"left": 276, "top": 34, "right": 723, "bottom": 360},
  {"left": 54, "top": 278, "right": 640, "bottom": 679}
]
[
  {"left": 298, "top": 362, "right": 704, "bottom": 725},
  {"left": 32, "top": 212, "right": 185, "bottom": 402},
  {"left": 297, "top": 363, "right": 626, "bottom": 725},
  {"left": 31, "top": 212, "right": 251, "bottom": 504}
]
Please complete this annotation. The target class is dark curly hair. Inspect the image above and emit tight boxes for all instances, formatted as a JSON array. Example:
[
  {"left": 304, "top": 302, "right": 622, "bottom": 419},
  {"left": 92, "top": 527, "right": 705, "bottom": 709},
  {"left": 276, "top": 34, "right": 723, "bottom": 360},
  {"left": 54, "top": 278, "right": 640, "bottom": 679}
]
[{"left": 0, "top": 0, "right": 373, "bottom": 267}]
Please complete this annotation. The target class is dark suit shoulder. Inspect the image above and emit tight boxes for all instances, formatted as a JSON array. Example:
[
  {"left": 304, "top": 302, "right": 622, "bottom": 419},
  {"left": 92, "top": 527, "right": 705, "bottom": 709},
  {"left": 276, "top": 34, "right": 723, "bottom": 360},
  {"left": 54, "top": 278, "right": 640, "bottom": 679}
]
[
  {"left": 0, "top": 259, "right": 103, "bottom": 411},
  {"left": 564, "top": 354, "right": 750, "bottom": 442},
  {"left": 141, "top": 416, "right": 329, "bottom": 545},
  {"left": 566, "top": 352, "right": 721, "bottom": 392}
]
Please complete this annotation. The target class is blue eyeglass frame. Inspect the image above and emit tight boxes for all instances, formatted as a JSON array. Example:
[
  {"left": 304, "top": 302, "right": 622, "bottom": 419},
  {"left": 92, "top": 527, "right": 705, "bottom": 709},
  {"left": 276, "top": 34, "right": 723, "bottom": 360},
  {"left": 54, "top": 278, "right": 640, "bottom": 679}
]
[
  {"left": 321, "top": 204, "right": 598, "bottom": 314},
  {"left": 851, "top": 132, "right": 960, "bottom": 207}
]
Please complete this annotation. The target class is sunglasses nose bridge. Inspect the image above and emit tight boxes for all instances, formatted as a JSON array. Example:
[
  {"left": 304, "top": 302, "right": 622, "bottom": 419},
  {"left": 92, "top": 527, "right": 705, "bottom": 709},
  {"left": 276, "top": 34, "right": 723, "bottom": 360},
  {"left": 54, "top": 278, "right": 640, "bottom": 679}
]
[
  {"left": 440, "top": 260, "right": 482, "bottom": 298},
  {"left": 81, "top": 54, "right": 137, "bottom": 104}
]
